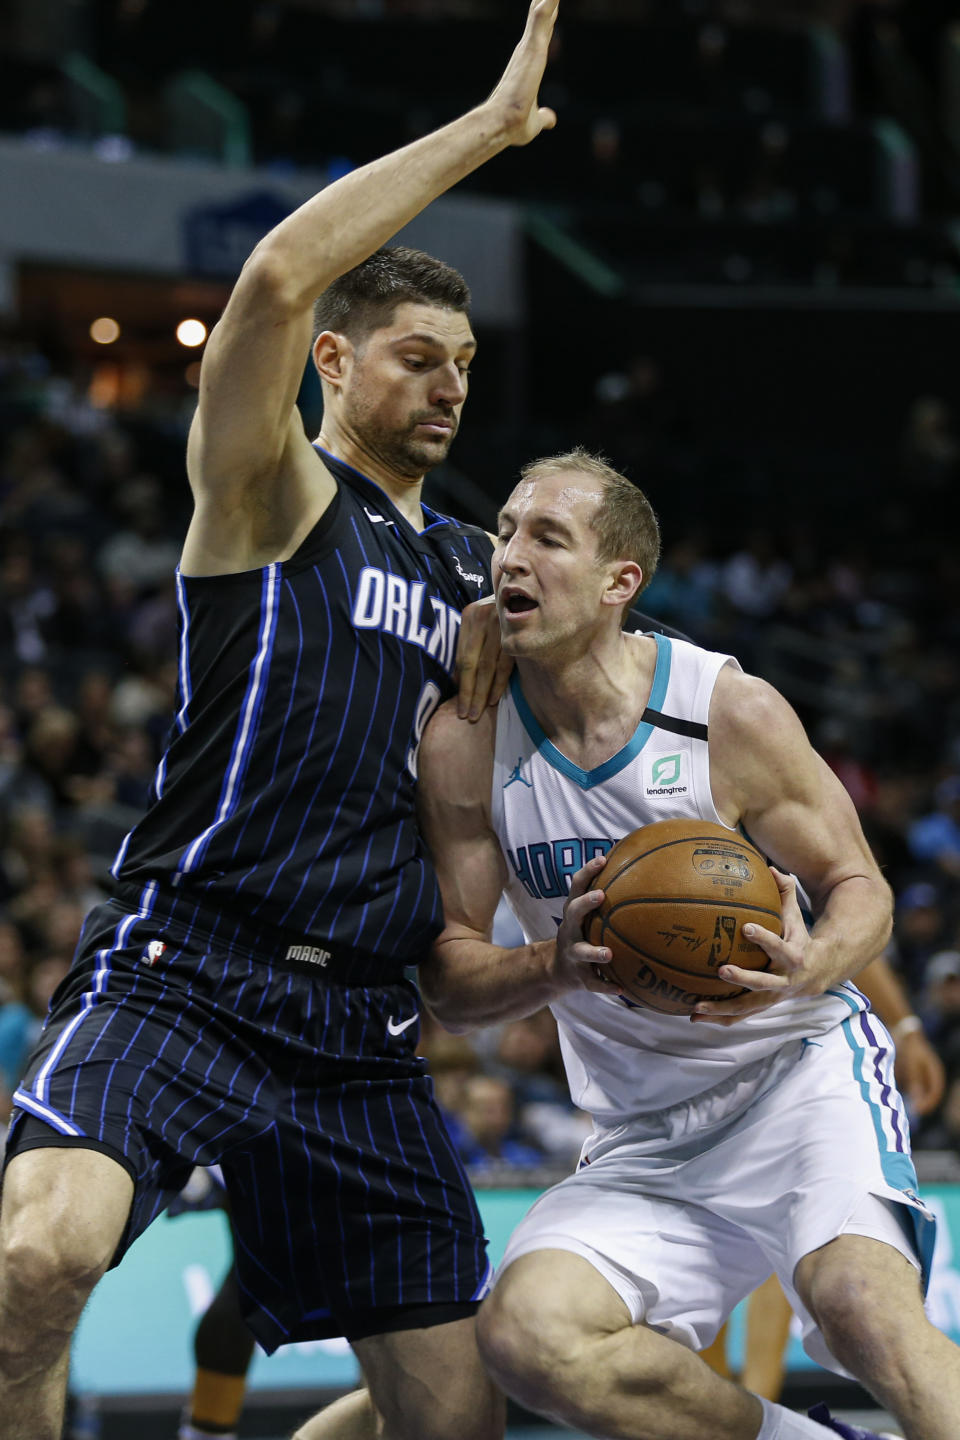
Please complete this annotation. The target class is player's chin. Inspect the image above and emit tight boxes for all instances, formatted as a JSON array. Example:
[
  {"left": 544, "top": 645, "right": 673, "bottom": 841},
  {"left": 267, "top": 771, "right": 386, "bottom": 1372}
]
[
  {"left": 407, "top": 430, "right": 455, "bottom": 464},
  {"left": 499, "top": 629, "right": 535, "bottom": 656}
]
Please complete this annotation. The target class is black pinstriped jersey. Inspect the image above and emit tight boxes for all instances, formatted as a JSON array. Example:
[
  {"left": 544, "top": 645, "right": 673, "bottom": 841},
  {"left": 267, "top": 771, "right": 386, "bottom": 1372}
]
[{"left": 112, "top": 447, "right": 494, "bottom": 961}]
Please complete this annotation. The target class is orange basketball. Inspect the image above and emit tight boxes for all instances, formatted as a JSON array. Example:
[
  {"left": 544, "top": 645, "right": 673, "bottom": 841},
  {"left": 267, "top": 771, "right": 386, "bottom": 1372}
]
[{"left": 583, "top": 818, "right": 782, "bottom": 1016}]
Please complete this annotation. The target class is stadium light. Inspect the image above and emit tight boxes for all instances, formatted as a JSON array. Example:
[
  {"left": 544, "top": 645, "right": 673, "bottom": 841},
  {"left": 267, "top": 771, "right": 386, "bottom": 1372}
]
[
  {"left": 90, "top": 316, "right": 121, "bottom": 344},
  {"left": 176, "top": 318, "right": 207, "bottom": 348}
]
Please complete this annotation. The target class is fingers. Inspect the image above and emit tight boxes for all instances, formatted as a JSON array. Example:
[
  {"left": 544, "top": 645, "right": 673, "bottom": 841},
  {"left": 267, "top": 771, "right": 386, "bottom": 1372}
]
[
  {"left": 489, "top": 0, "right": 559, "bottom": 147},
  {"left": 557, "top": 856, "right": 615, "bottom": 993},
  {"left": 568, "top": 853, "right": 608, "bottom": 898},
  {"left": 486, "top": 649, "right": 515, "bottom": 710},
  {"left": 896, "top": 1038, "right": 946, "bottom": 1116},
  {"left": 455, "top": 597, "right": 508, "bottom": 719},
  {"left": 737, "top": 921, "right": 796, "bottom": 975},
  {"left": 691, "top": 985, "right": 783, "bottom": 1023}
]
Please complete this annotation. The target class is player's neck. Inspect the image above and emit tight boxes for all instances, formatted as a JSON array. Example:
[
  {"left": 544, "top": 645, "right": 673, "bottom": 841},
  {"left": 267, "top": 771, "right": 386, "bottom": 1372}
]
[
  {"left": 315, "top": 429, "right": 426, "bottom": 529},
  {"left": 517, "top": 633, "right": 656, "bottom": 769}
]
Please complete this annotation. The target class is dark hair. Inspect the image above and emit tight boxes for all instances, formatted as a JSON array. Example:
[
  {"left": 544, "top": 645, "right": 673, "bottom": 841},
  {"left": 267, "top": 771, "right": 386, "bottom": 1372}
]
[
  {"left": 312, "top": 245, "right": 472, "bottom": 344},
  {"left": 518, "top": 446, "right": 661, "bottom": 608}
]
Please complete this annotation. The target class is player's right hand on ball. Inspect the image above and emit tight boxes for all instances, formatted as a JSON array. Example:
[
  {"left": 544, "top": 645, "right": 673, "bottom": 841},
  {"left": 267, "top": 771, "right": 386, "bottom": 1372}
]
[
  {"left": 552, "top": 855, "right": 620, "bottom": 995},
  {"left": 484, "top": 0, "right": 559, "bottom": 148}
]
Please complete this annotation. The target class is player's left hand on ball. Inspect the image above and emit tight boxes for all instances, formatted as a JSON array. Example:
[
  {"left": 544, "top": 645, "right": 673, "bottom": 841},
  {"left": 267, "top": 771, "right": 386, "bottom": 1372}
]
[
  {"left": 552, "top": 855, "right": 618, "bottom": 996},
  {"left": 691, "top": 869, "right": 814, "bottom": 1024}
]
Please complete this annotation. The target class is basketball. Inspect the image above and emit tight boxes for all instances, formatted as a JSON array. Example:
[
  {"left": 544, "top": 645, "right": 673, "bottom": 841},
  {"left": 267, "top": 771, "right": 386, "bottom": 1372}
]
[{"left": 583, "top": 818, "right": 782, "bottom": 1016}]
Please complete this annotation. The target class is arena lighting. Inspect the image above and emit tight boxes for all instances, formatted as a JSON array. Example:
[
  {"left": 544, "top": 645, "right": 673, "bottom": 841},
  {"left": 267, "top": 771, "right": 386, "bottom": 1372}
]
[
  {"left": 176, "top": 318, "right": 207, "bottom": 348},
  {"left": 89, "top": 316, "right": 121, "bottom": 344}
]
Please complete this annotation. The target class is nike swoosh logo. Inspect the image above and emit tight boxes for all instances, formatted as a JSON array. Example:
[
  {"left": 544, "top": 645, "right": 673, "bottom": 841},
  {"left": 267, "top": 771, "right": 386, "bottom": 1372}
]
[
  {"left": 365, "top": 507, "right": 395, "bottom": 526},
  {"left": 386, "top": 1013, "right": 419, "bottom": 1036}
]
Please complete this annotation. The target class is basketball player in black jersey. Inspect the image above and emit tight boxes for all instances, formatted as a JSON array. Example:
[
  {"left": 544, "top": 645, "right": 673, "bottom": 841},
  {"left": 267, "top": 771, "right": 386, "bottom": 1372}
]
[{"left": 0, "top": 6, "right": 559, "bottom": 1438}]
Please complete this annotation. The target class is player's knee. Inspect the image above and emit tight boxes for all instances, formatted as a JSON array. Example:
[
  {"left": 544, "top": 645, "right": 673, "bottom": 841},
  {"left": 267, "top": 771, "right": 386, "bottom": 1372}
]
[
  {"left": 477, "top": 1282, "right": 578, "bottom": 1404},
  {"left": 374, "top": 1386, "right": 501, "bottom": 1440},
  {"left": 807, "top": 1265, "right": 914, "bottom": 1378},
  {"left": 0, "top": 1221, "right": 110, "bottom": 1331}
]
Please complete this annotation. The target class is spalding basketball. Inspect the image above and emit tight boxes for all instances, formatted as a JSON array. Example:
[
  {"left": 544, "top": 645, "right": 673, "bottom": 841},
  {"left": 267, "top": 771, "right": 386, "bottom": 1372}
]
[{"left": 583, "top": 818, "right": 782, "bottom": 1016}]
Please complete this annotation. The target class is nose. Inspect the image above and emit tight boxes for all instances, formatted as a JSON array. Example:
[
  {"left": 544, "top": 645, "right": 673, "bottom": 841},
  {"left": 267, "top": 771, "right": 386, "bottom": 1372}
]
[
  {"left": 496, "top": 533, "right": 529, "bottom": 578},
  {"left": 432, "top": 363, "right": 468, "bottom": 407}
]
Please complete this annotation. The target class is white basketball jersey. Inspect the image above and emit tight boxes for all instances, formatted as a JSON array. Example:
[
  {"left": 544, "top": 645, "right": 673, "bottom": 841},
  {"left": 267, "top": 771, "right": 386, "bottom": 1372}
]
[{"left": 492, "top": 632, "right": 868, "bottom": 1127}]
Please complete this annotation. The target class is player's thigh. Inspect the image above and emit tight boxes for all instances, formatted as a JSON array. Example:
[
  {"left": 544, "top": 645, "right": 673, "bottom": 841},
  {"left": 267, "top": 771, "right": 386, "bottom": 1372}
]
[
  {"left": 492, "top": 1168, "right": 767, "bottom": 1353},
  {"left": 353, "top": 1312, "right": 504, "bottom": 1440},
  {"left": 0, "top": 1145, "right": 133, "bottom": 1301}
]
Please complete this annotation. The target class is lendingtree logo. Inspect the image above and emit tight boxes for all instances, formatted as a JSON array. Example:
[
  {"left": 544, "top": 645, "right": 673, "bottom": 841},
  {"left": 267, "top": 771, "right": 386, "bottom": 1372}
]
[{"left": 652, "top": 754, "right": 682, "bottom": 787}]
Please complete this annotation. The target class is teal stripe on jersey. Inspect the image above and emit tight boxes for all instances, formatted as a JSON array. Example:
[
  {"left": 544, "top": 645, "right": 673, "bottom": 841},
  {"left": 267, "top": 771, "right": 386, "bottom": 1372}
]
[
  {"left": 838, "top": 1006, "right": 917, "bottom": 1193},
  {"left": 509, "top": 631, "right": 673, "bottom": 791}
]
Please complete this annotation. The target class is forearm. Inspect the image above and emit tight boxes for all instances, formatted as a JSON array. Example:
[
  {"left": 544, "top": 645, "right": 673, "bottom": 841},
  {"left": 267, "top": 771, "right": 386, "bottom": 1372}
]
[
  {"left": 420, "top": 933, "right": 560, "bottom": 1034},
  {"left": 251, "top": 105, "right": 514, "bottom": 311},
  {"left": 806, "top": 874, "right": 893, "bottom": 989}
]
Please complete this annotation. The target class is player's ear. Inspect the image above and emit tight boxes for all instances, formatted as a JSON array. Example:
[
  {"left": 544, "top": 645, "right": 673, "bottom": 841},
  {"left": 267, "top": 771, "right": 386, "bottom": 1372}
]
[
  {"left": 313, "top": 330, "right": 351, "bottom": 389},
  {"left": 603, "top": 560, "right": 643, "bottom": 610}
]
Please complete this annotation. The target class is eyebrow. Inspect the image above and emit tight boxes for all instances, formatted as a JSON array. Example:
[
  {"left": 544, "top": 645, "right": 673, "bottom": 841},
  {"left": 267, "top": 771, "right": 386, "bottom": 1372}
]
[
  {"left": 497, "top": 508, "right": 576, "bottom": 540},
  {"left": 393, "top": 331, "right": 477, "bottom": 353}
]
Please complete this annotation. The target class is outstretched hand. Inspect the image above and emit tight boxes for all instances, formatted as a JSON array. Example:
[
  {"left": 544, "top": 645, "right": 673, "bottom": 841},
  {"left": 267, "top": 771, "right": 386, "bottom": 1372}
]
[
  {"left": 690, "top": 869, "right": 822, "bottom": 1024},
  {"left": 485, "top": 0, "right": 559, "bottom": 148}
]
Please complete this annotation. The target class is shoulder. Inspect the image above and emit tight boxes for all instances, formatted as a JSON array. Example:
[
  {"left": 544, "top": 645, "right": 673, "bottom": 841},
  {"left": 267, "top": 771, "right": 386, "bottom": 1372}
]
[
  {"left": 421, "top": 696, "right": 497, "bottom": 764},
  {"left": 418, "top": 698, "right": 497, "bottom": 805},
  {"left": 708, "top": 666, "right": 819, "bottom": 821},
  {"left": 709, "top": 665, "right": 795, "bottom": 741}
]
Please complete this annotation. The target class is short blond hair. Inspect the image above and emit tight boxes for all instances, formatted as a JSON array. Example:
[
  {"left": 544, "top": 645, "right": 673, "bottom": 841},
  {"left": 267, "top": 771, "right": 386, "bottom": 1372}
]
[{"left": 518, "top": 447, "right": 660, "bottom": 594}]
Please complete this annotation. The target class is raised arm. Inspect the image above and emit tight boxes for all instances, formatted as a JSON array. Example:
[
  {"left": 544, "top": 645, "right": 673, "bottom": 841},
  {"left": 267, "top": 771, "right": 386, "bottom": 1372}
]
[
  {"left": 699, "top": 667, "right": 893, "bottom": 1017},
  {"left": 182, "top": 0, "right": 559, "bottom": 574},
  {"left": 417, "top": 700, "right": 610, "bottom": 1032}
]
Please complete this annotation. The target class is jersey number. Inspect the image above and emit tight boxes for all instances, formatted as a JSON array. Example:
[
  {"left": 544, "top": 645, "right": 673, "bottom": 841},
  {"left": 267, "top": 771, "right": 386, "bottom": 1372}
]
[{"left": 407, "top": 681, "right": 442, "bottom": 779}]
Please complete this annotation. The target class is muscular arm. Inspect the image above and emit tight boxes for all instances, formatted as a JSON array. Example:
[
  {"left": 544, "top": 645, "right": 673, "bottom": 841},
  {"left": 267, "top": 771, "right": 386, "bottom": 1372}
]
[
  {"left": 706, "top": 667, "right": 892, "bottom": 1006},
  {"left": 417, "top": 701, "right": 609, "bottom": 1032},
  {"left": 183, "top": 0, "right": 559, "bottom": 575}
]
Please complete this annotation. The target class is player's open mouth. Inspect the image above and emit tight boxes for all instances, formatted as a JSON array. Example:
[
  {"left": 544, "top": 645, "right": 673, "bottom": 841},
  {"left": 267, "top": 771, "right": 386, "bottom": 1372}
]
[{"left": 502, "top": 593, "right": 538, "bottom": 615}]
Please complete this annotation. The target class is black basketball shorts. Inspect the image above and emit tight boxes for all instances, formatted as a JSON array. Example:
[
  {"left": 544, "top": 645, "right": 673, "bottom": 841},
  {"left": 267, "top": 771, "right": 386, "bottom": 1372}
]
[{"left": 7, "top": 897, "right": 490, "bottom": 1352}]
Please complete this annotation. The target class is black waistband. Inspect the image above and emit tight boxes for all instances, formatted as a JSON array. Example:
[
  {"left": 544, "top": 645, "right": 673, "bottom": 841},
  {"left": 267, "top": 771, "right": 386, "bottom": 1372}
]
[{"left": 110, "top": 883, "right": 409, "bottom": 985}]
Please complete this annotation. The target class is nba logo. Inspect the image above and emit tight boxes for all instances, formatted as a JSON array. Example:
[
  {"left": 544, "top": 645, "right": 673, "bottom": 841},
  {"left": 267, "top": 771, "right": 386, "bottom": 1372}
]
[{"left": 141, "top": 939, "right": 166, "bottom": 965}]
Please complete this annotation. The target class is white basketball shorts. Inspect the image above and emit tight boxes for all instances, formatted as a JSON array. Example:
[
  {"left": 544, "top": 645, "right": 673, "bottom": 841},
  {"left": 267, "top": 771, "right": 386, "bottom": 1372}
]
[{"left": 497, "top": 1008, "right": 935, "bottom": 1375}]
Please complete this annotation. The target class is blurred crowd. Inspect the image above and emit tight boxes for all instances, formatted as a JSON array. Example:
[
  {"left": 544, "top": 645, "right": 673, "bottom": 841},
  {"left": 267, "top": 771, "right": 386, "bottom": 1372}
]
[{"left": 2, "top": 332, "right": 960, "bottom": 1185}]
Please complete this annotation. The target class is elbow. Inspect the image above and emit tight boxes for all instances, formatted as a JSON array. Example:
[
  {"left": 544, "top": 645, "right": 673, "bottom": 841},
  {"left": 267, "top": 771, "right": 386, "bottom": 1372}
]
[
  {"left": 238, "top": 241, "right": 308, "bottom": 318},
  {"left": 419, "top": 971, "right": 478, "bottom": 1037}
]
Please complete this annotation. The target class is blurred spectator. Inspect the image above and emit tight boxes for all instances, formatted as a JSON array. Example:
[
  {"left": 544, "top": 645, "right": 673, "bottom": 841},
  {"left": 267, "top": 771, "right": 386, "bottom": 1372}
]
[
  {"left": 454, "top": 1074, "right": 546, "bottom": 1173},
  {"left": 912, "top": 1047, "right": 960, "bottom": 1155},
  {"left": 0, "top": 951, "right": 69, "bottom": 1093},
  {"left": 0, "top": 923, "right": 26, "bottom": 1004},
  {"left": 919, "top": 949, "right": 960, "bottom": 1051},
  {"left": 418, "top": 1016, "right": 482, "bottom": 1137},
  {"left": 901, "top": 395, "right": 960, "bottom": 506},
  {"left": 890, "top": 881, "right": 952, "bottom": 996},
  {"left": 718, "top": 529, "right": 793, "bottom": 619},
  {"left": 638, "top": 535, "right": 718, "bottom": 642},
  {"left": 908, "top": 775, "right": 960, "bottom": 884},
  {"left": 0, "top": 547, "right": 57, "bottom": 664},
  {"left": 488, "top": 1012, "right": 591, "bottom": 1165},
  {"left": 583, "top": 354, "right": 678, "bottom": 477},
  {"left": 96, "top": 476, "right": 182, "bottom": 594}
]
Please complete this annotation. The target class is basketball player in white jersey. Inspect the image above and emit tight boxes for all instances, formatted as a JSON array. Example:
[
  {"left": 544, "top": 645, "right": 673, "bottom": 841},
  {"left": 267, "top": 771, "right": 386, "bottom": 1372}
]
[{"left": 416, "top": 448, "right": 960, "bottom": 1440}]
